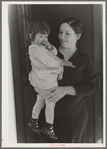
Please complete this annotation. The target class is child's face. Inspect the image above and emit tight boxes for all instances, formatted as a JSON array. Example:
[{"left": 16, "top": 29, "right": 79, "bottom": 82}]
[{"left": 33, "top": 33, "right": 48, "bottom": 45}]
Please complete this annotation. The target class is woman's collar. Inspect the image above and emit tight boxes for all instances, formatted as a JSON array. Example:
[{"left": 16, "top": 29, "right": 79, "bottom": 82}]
[
  {"left": 69, "top": 48, "right": 79, "bottom": 60},
  {"left": 59, "top": 45, "right": 79, "bottom": 60}
]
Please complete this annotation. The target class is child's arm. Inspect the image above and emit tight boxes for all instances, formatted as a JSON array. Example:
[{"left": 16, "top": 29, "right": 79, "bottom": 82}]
[
  {"left": 57, "top": 68, "right": 64, "bottom": 80},
  {"left": 41, "top": 41, "right": 57, "bottom": 56},
  {"left": 48, "top": 45, "right": 58, "bottom": 56},
  {"left": 30, "top": 45, "right": 75, "bottom": 69},
  {"left": 61, "top": 60, "right": 75, "bottom": 68},
  {"left": 30, "top": 44, "right": 62, "bottom": 68},
  {"left": 41, "top": 42, "right": 75, "bottom": 68}
]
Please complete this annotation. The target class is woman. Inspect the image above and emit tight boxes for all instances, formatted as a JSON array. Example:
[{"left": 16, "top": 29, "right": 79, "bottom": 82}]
[{"left": 35, "top": 17, "right": 96, "bottom": 143}]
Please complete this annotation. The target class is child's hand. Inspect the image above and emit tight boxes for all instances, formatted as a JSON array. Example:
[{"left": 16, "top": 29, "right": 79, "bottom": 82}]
[
  {"left": 58, "top": 74, "right": 63, "bottom": 80},
  {"left": 41, "top": 41, "right": 53, "bottom": 50},
  {"left": 41, "top": 41, "right": 47, "bottom": 46},
  {"left": 61, "top": 60, "right": 75, "bottom": 68}
]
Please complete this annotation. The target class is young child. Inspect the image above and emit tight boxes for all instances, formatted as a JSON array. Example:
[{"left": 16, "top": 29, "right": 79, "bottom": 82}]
[{"left": 27, "top": 21, "right": 75, "bottom": 140}]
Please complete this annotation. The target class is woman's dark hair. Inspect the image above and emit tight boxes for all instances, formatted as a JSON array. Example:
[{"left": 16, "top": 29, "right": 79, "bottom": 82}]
[
  {"left": 61, "top": 17, "right": 83, "bottom": 35},
  {"left": 61, "top": 17, "right": 84, "bottom": 49},
  {"left": 26, "top": 21, "right": 50, "bottom": 43}
]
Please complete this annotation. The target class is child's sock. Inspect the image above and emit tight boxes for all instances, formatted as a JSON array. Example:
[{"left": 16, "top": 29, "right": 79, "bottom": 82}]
[
  {"left": 45, "top": 122, "right": 53, "bottom": 128},
  {"left": 41, "top": 122, "right": 57, "bottom": 140},
  {"left": 28, "top": 118, "right": 40, "bottom": 134},
  {"left": 31, "top": 118, "right": 38, "bottom": 123}
]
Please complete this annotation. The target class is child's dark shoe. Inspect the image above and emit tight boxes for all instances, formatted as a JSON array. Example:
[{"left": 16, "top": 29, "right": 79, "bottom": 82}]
[
  {"left": 27, "top": 118, "right": 41, "bottom": 134},
  {"left": 41, "top": 123, "right": 58, "bottom": 140}
]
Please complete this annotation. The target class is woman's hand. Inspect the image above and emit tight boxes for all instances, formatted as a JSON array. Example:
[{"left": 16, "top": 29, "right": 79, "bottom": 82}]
[
  {"left": 47, "top": 86, "right": 76, "bottom": 102},
  {"left": 34, "top": 87, "right": 51, "bottom": 99},
  {"left": 46, "top": 87, "right": 68, "bottom": 102}
]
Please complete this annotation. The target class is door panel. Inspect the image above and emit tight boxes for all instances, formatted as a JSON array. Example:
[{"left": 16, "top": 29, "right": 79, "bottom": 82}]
[
  {"left": 92, "top": 5, "right": 103, "bottom": 142},
  {"left": 17, "top": 5, "right": 32, "bottom": 77}
]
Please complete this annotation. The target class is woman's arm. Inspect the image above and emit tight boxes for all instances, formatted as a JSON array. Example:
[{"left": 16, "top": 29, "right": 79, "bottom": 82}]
[
  {"left": 64, "top": 86, "right": 76, "bottom": 95},
  {"left": 47, "top": 86, "right": 76, "bottom": 102},
  {"left": 47, "top": 56, "right": 96, "bottom": 102}
]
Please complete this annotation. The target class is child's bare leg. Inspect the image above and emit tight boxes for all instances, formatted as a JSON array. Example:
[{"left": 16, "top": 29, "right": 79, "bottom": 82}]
[{"left": 32, "top": 94, "right": 45, "bottom": 119}]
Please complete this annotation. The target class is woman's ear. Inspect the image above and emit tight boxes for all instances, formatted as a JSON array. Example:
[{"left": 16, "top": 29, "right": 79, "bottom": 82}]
[
  {"left": 29, "top": 33, "right": 32, "bottom": 39},
  {"left": 77, "top": 34, "right": 81, "bottom": 40}
]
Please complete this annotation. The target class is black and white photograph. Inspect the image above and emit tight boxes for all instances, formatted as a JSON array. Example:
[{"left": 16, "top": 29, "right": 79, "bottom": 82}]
[{"left": 2, "top": 1, "right": 106, "bottom": 148}]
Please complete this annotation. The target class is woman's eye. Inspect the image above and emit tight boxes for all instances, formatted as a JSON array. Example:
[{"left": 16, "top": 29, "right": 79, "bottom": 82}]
[{"left": 66, "top": 32, "right": 70, "bottom": 35}]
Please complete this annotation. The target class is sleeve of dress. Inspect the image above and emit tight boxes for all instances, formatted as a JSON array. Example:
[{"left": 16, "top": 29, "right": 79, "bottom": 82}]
[
  {"left": 31, "top": 45, "right": 62, "bottom": 68},
  {"left": 73, "top": 56, "right": 96, "bottom": 96},
  {"left": 49, "top": 45, "right": 58, "bottom": 56}
]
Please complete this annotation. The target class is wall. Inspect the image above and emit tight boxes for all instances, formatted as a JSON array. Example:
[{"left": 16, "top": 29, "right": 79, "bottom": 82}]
[
  {"left": 31, "top": 4, "right": 93, "bottom": 58},
  {"left": 8, "top": 5, "right": 26, "bottom": 143},
  {"left": 2, "top": 3, "right": 17, "bottom": 147}
]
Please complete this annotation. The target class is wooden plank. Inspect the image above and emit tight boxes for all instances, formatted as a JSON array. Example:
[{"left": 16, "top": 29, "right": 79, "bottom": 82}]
[
  {"left": 92, "top": 5, "right": 103, "bottom": 143},
  {"left": 8, "top": 5, "right": 26, "bottom": 143}
]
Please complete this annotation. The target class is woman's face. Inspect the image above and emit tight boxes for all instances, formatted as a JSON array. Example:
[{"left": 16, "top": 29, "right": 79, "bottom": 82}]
[{"left": 58, "top": 23, "right": 80, "bottom": 49}]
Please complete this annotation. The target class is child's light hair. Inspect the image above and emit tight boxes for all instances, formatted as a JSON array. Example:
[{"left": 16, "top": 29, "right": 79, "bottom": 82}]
[{"left": 26, "top": 21, "right": 50, "bottom": 43}]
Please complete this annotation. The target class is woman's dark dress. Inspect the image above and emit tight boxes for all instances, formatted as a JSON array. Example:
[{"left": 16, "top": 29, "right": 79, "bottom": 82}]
[
  {"left": 40, "top": 49, "right": 96, "bottom": 143},
  {"left": 55, "top": 49, "right": 95, "bottom": 143}
]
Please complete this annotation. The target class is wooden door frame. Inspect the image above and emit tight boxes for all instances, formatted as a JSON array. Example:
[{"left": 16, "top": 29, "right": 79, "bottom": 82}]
[
  {"left": 8, "top": 5, "right": 26, "bottom": 143},
  {"left": 92, "top": 5, "right": 103, "bottom": 143}
]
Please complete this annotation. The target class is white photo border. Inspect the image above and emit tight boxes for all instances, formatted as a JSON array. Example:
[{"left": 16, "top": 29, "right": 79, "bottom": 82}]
[{"left": 2, "top": 1, "right": 106, "bottom": 148}]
